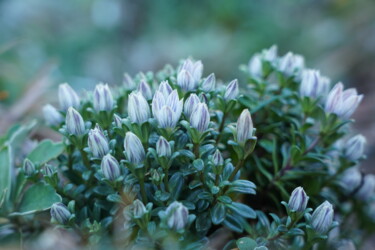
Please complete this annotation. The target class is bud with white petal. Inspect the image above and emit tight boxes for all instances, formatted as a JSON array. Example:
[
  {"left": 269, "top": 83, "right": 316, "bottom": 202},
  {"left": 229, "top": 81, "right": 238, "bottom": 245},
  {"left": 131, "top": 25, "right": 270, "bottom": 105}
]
[
  {"left": 93, "top": 83, "right": 114, "bottom": 112},
  {"left": 248, "top": 54, "right": 263, "bottom": 78},
  {"left": 165, "top": 201, "right": 189, "bottom": 231},
  {"left": 262, "top": 45, "right": 278, "bottom": 62},
  {"left": 43, "top": 164, "right": 54, "bottom": 177},
  {"left": 158, "top": 80, "right": 173, "bottom": 98},
  {"left": 138, "top": 80, "right": 153, "bottom": 100},
  {"left": 156, "top": 136, "right": 172, "bottom": 157},
  {"left": 124, "top": 132, "right": 145, "bottom": 164},
  {"left": 279, "top": 52, "right": 305, "bottom": 77},
  {"left": 23, "top": 159, "right": 35, "bottom": 177},
  {"left": 201, "top": 73, "right": 215, "bottom": 92},
  {"left": 113, "top": 114, "right": 123, "bottom": 127},
  {"left": 236, "top": 109, "right": 253, "bottom": 144},
  {"left": 339, "top": 167, "right": 362, "bottom": 194},
  {"left": 65, "top": 107, "right": 85, "bottom": 136},
  {"left": 213, "top": 149, "right": 224, "bottom": 167},
  {"left": 50, "top": 203, "right": 71, "bottom": 224},
  {"left": 224, "top": 79, "right": 239, "bottom": 101},
  {"left": 311, "top": 201, "right": 334, "bottom": 234},
  {"left": 288, "top": 187, "right": 309, "bottom": 212},
  {"left": 133, "top": 199, "right": 147, "bottom": 219},
  {"left": 190, "top": 103, "right": 210, "bottom": 133},
  {"left": 180, "top": 59, "right": 203, "bottom": 84},
  {"left": 184, "top": 94, "right": 200, "bottom": 119},
  {"left": 88, "top": 126, "right": 109, "bottom": 158},
  {"left": 101, "top": 154, "right": 120, "bottom": 181},
  {"left": 344, "top": 135, "right": 366, "bottom": 161},
  {"left": 299, "top": 70, "right": 330, "bottom": 99},
  {"left": 123, "top": 73, "right": 136, "bottom": 90},
  {"left": 177, "top": 69, "right": 195, "bottom": 92},
  {"left": 58, "top": 83, "right": 80, "bottom": 111},
  {"left": 152, "top": 90, "right": 183, "bottom": 129},
  {"left": 355, "top": 174, "right": 375, "bottom": 201},
  {"left": 128, "top": 91, "right": 151, "bottom": 124},
  {"left": 43, "top": 104, "right": 64, "bottom": 126}
]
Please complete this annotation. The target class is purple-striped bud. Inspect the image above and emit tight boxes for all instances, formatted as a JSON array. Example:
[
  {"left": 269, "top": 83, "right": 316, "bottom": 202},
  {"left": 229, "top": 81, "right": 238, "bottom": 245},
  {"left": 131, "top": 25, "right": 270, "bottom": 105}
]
[
  {"left": 88, "top": 126, "right": 109, "bottom": 158},
  {"left": 344, "top": 135, "right": 366, "bottom": 161},
  {"left": 50, "top": 203, "right": 71, "bottom": 225},
  {"left": 158, "top": 80, "right": 173, "bottom": 98},
  {"left": 58, "top": 83, "right": 80, "bottom": 111},
  {"left": 152, "top": 90, "right": 183, "bottom": 129},
  {"left": 133, "top": 199, "right": 147, "bottom": 218},
  {"left": 248, "top": 54, "right": 263, "bottom": 78},
  {"left": 65, "top": 107, "right": 85, "bottom": 136},
  {"left": 279, "top": 52, "right": 305, "bottom": 77},
  {"left": 124, "top": 132, "right": 145, "bottom": 164},
  {"left": 128, "top": 91, "right": 151, "bottom": 124},
  {"left": 311, "top": 201, "right": 334, "bottom": 234},
  {"left": 190, "top": 103, "right": 210, "bottom": 133},
  {"left": 180, "top": 59, "right": 203, "bottom": 84},
  {"left": 165, "top": 201, "right": 189, "bottom": 231},
  {"left": 101, "top": 154, "right": 120, "bottom": 181},
  {"left": 23, "top": 159, "right": 35, "bottom": 177},
  {"left": 224, "top": 79, "right": 239, "bottom": 101},
  {"left": 213, "top": 149, "right": 224, "bottom": 166},
  {"left": 113, "top": 114, "right": 123, "bottom": 127},
  {"left": 177, "top": 69, "right": 195, "bottom": 92},
  {"left": 355, "top": 174, "right": 375, "bottom": 201},
  {"left": 300, "top": 70, "right": 330, "bottom": 99},
  {"left": 43, "top": 164, "right": 54, "bottom": 177},
  {"left": 43, "top": 104, "right": 64, "bottom": 126},
  {"left": 339, "top": 167, "right": 362, "bottom": 194},
  {"left": 123, "top": 73, "right": 136, "bottom": 90},
  {"left": 93, "top": 83, "right": 114, "bottom": 112},
  {"left": 138, "top": 80, "right": 153, "bottom": 100},
  {"left": 236, "top": 109, "right": 253, "bottom": 144},
  {"left": 288, "top": 187, "right": 309, "bottom": 212},
  {"left": 201, "top": 73, "right": 215, "bottom": 92},
  {"left": 156, "top": 136, "right": 172, "bottom": 157},
  {"left": 184, "top": 94, "right": 200, "bottom": 119}
]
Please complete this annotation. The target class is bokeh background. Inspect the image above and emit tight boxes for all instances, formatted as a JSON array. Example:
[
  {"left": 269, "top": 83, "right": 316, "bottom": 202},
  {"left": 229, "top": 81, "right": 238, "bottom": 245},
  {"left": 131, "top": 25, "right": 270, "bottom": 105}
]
[{"left": 0, "top": 0, "right": 375, "bottom": 169}]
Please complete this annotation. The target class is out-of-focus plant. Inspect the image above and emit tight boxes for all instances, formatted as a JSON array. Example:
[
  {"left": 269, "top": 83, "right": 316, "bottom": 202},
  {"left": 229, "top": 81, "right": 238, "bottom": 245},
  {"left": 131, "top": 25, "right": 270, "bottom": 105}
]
[{"left": 0, "top": 47, "right": 373, "bottom": 249}]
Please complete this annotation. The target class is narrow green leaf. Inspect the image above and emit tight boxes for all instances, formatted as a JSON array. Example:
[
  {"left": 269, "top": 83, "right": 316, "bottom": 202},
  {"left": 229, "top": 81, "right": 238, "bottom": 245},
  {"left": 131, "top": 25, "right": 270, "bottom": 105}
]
[{"left": 0, "top": 146, "right": 12, "bottom": 208}]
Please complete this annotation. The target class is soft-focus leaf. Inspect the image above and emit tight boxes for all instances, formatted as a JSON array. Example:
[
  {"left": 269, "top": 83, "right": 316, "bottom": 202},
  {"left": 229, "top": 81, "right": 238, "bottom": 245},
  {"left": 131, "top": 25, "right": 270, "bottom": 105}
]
[{"left": 28, "top": 140, "right": 64, "bottom": 165}]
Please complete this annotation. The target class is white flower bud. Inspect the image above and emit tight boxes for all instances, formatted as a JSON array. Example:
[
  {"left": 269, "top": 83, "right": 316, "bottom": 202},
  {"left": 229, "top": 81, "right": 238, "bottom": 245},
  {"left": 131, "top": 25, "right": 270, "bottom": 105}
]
[
  {"left": 224, "top": 79, "right": 239, "bottom": 101},
  {"left": 66, "top": 107, "right": 85, "bottom": 136},
  {"left": 156, "top": 136, "right": 171, "bottom": 157},
  {"left": 158, "top": 80, "right": 173, "bottom": 98},
  {"left": 133, "top": 199, "right": 147, "bottom": 218},
  {"left": 180, "top": 59, "right": 203, "bottom": 83},
  {"left": 288, "top": 187, "right": 309, "bottom": 212},
  {"left": 311, "top": 201, "right": 334, "bottom": 234},
  {"left": 184, "top": 94, "right": 200, "bottom": 119},
  {"left": 152, "top": 90, "right": 183, "bottom": 129},
  {"left": 165, "top": 201, "right": 189, "bottom": 231},
  {"left": 128, "top": 92, "right": 151, "bottom": 124},
  {"left": 201, "top": 73, "right": 215, "bottom": 92},
  {"left": 43, "top": 104, "right": 64, "bottom": 126},
  {"left": 279, "top": 52, "right": 305, "bottom": 77},
  {"left": 339, "top": 167, "right": 362, "bottom": 194},
  {"left": 101, "top": 154, "right": 120, "bottom": 181},
  {"left": 356, "top": 174, "right": 375, "bottom": 201},
  {"left": 58, "top": 83, "right": 80, "bottom": 111},
  {"left": 236, "top": 109, "right": 253, "bottom": 144},
  {"left": 50, "top": 203, "right": 71, "bottom": 225},
  {"left": 190, "top": 103, "right": 210, "bottom": 133},
  {"left": 262, "top": 45, "right": 278, "bottom": 62},
  {"left": 113, "top": 114, "right": 123, "bottom": 127},
  {"left": 344, "top": 135, "right": 366, "bottom": 161},
  {"left": 123, "top": 73, "right": 136, "bottom": 90},
  {"left": 124, "top": 132, "right": 145, "bottom": 164},
  {"left": 138, "top": 80, "right": 153, "bottom": 100},
  {"left": 88, "top": 126, "right": 109, "bottom": 158},
  {"left": 23, "top": 159, "right": 35, "bottom": 177},
  {"left": 177, "top": 69, "right": 195, "bottom": 92},
  {"left": 299, "top": 70, "right": 330, "bottom": 99},
  {"left": 93, "top": 83, "right": 114, "bottom": 112},
  {"left": 213, "top": 149, "right": 224, "bottom": 166},
  {"left": 248, "top": 54, "right": 263, "bottom": 78}
]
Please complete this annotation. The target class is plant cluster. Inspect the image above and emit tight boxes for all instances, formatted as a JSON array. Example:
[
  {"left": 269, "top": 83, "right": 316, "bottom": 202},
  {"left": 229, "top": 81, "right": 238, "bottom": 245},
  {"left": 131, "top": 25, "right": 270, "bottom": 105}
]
[{"left": 0, "top": 46, "right": 372, "bottom": 249}]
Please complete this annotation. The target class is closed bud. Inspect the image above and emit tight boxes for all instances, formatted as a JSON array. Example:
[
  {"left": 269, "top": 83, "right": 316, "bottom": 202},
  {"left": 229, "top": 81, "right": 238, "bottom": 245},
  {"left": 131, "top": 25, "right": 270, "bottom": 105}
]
[
  {"left": 213, "top": 149, "right": 224, "bottom": 166},
  {"left": 43, "top": 164, "right": 54, "bottom": 177},
  {"left": 113, "top": 114, "right": 123, "bottom": 127},
  {"left": 138, "top": 80, "right": 153, "bottom": 100},
  {"left": 201, "top": 73, "right": 215, "bottom": 92},
  {"left": 190, "top": 103, "right": 210, "bottom": 133},
  {"left": 339, "top": 167, "right": 362, "bottom": 194},
  {"left": 133, "top": 199, "right": 147, "bottom": 219},
  {"left": 355, "top": 174, "right": 375, "bottom": 201},
  {"left": 224, "top": 79, "right": 239, "bottom": 101},
  {"left": 311, "top": 201, "right": 334, "bottom": 234},
  {"left": 236, "top": 109, "right": 253, "bottom": 144},
  {"left": 88, "top": 126, "right": 109, "bottom": 158},
  {"left": 177, "top": 69, "right": 195, "bottom": 92},
  {"left": 123, "top": 73, "right": 136, "bottom": 90},
  {"left": 299, "top": 70, "right": 330, "bottom": 99},
  {"left": 248, "top": 54, "right": 263, "bottom": 78},
  {"left": 93, "top": 83, "right": 114, "bottom": 112},
  {"left": 279, "top": 52, "right": 305, "bottom": 77},
  {"left": 50, "top": 203, "right": 71, "bottom": 224},
  {"left": 152, "top": 90, "right": 183, "bottom": 129},
  {"left": 344, "top": 135, "right": 366, "bottom": 161},
  {"left": 184, "top": 94, "right": 200, "bottom": 119},
  {"left": 66, "top": 107, "right": 85, "bottom": 136},
  {"left": 23, "top": 159, "right": 35, "bottom": 177},
  {"left": 158, "top": 80, "right": 173, "bottom": 98},
  {"left": 43, "top": 104, "right": 64, "bottom": 126},
  {"left": 180, "top": 59, "right": 203, "bottom": 84},
  {"left": 165, "top": 201, "right": 189, "bottom": 231},
  {"left": 128, "top": 92, "right": 151, "bottom": 124},
  {"left": 124, "top": 132, "right": 145, "bottom": 164},
  {"left": 58, "top": 83, "right": 80, "bottom": 111},
  {"left": 262, "top": 45, "right": 278, "bottom": 62},
  {"left": 101, "top": 154, "right": 121, "bottom": 181},
  {"left": 288, "top": 187, "right": 309, "bottom": 212},
  {"left": 151, "top": 169, "right": 162, "bottom": 184},
  {"left": 156, "top": 136, "right": 172, "bottom": 157}
]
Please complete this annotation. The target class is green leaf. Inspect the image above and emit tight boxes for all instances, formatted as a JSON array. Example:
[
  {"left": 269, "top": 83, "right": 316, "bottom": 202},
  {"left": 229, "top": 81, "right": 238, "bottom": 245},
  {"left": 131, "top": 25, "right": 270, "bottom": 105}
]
[
  {"left": 0, "top": 146, "right": 12, "bottom": 208},
  {"left": 211, "top": 203, "right": 226, "bottom": 225},
  {"left": 27, "top": 140, "right": 64, "bottom": 165},
  {"left": 236, "top": 237, "right": 257, "bottom": 250},
  {"left": 12, "top": 183, "right": 61, "bottom": 215},
  {"left": 227, "top": 202, "right": 256, "bottom": 219}
]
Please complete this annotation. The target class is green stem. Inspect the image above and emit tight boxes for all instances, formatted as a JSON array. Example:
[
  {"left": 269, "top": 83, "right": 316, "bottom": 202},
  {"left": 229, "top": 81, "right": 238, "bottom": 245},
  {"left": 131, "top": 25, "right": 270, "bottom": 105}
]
[
  {"left": 193, "top": 143, "right": 200, "bottom": 159},
  {"left": 215, "top": 112, "right": 228, "bottom": 144},
  {"left": 139, "top": 178, "right": 148, "bottom": 203},
  {"left": 79, "top": 148, "right": 91, "bottom": 169},
  {"left": 164, "top": 168, "right": 169, "bottom": 192},
  {"left": 228, "top": 159, "right": 244, "bottom": 181}
]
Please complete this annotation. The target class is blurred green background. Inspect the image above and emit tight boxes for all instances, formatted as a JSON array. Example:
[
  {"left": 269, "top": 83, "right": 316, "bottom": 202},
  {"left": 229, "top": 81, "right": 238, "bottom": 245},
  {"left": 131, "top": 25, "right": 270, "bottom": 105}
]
[{"left": 0, "top": 0, "right": 375, "bottom": 167}]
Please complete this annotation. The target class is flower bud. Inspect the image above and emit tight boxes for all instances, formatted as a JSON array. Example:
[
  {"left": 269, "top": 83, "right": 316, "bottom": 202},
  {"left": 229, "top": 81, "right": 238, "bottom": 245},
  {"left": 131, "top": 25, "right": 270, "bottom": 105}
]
[
  {"left": 177, "top": 69, "right": 195, "bottom": 92},
  {"left": 236, "top": 109, "right": 253, "bottom": 144},
  {"left": 165, "top": 201, "right": 189, "bottom": 231},
  {"left": 224, "top": 79, "right": 239, "bottom": 101},
  {"left": 184, "top": 94, "right": 200, "bottom": 119},
  {"left": 123, "top": 73, "right": 136, "bottom": 90},
  {"left": 213, "top": 149, "right": 224, "bottom": 166},
  {"left": 156, "top": 136, "right": 172, "bottom": 157},
  {"left": 43, "top": 164, "right": 54, "bottom": 177},
  {"left": 138, "top": 80, "right": 153, "bottom": 100},
  {"left": 190, "top": 103, "right": 210, "bottom": 133},
  {"left": 128, "top": 91, "right": 151, "bottom": 124},
  {"left": 262, "top": 45, "right": 278, "bottom": 62},
  {"left": 88, "top": 126, "right": 109, "bottom": 158},
  {"left": 152, "top": 90, "right": 183, "bottom": 129},
  {"left": 23, "top": 159, "right": 35, "bottom": 177},
  {"left": 93, "top": 83, "right": 114, "bottom": 112},
  {"left": 299, "top": 70, "right": 330, "bottom": 99},
  {"left": 133, "top": 199, "right": 147, "bottom": 219},
  {"left": 43, "top": 104, "right": 64, "bottom": 126},
  {"left": 339, "top": 167, "right": 362, "bottom": 194},
  {"left": 311, "top": 201, "right": 334, "bottom": 234},
  {"left": 151, "top": 169, "right": 162, "bottom": 184},
  {"left": 278, "top": 52, "right": 305, "bottom": 77},
  {"left": 113, "top": 114, "right": 123, "bottom": 127},
  {"left": 248, "top": 54, "right": 263, "bottom": 78},
  {"left": 344, "top": 135, "right": 366, "bottom": 161},
  {"left": 158, "top": 80, "right": 173, "bottom": 98},
  {"left": 50, "top": 203, "right": 71, "bottom": 224},
  {"left": 180, "top": 58, "right": 203, "bottom": 83},
  {"left": 65, "top": 107, "right": 85, "bottom": 136},
  {"left": 288, "top": 187, "right": 309, "bottom": 212},
  {"left": 355, "top": 174, "right": 375, "bottom": 201},
  {"left": 124, "top": 132, "right": 145, "bottom": 164},
  {"left": 201, "top": 73, "right": 215, "bottom": 92},
  {"left": 101, "top": 154, "right": 121, "bottom": 181},
  {"left": 58, "top": 83, "right": 80, "bottom": 111}
]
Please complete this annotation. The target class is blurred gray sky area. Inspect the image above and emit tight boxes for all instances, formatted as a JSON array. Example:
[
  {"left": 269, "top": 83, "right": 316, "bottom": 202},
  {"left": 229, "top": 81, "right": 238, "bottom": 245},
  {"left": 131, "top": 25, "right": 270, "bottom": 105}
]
[{"left": 0, "top": 0, "right": 375, "bottom": 165}]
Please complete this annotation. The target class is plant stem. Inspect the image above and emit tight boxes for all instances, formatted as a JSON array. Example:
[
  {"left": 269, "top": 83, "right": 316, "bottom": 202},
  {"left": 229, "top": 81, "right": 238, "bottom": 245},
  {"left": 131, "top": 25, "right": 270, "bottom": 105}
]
[
  {"left": 139, "top": 177, "right": 148, "bottom": 203},
  {"left": 228, "top": 159, "right": 244, "bottom": 181},
  {"left": 193, "top": 143, "right": 200, "bottom": 159},
  {"left": 215, "top": 112, "right": 228, "bottom": 144},
  {"left": 164, "top": 168, "right": 169, "bottom": 192}
]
